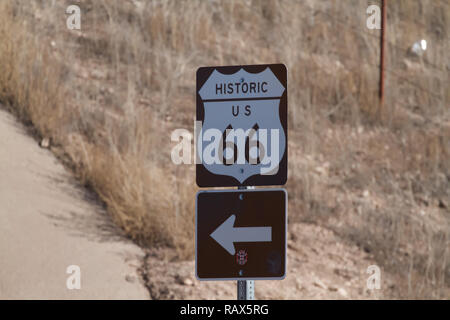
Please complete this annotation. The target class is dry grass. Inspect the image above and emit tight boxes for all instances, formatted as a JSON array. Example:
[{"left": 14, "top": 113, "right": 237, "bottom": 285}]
[
  {"left": 0, "top": 0, "right": 448, "bottom": 297},
  {"left": 0, "top": 2, "right": 66, "bottom": 136}
]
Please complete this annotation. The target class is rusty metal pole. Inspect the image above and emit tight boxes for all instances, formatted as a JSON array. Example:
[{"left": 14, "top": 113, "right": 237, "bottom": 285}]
[{"left": 379, "top": 0, "right": 387, "bottom": 109}]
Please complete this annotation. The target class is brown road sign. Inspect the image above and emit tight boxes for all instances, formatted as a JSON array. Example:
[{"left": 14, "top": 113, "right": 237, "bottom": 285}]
[
  {"left": 196, "top": 64, "right": 288, "bottom": 187},
  {"left": 196, "top": 189, "right": 287, "bottom": 280}
]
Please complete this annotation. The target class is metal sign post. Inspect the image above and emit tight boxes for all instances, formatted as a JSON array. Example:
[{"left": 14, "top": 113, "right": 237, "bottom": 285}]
[
  {"left": 237, "top": 279, "right": 255, "bottom": 300},
  {"left": 237, "top": 185, "right": 254, "bottom": 300},
  {"left": 379, "top": 0, "right": 387, "bottom": 109}
]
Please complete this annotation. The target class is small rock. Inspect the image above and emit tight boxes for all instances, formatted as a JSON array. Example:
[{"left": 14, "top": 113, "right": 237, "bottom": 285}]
[
  {"left": 90, "top": 69, "right": 107, "bottom": 80},
  {"left": 80, "top": 69, "right": 89, "bottom": 78},
  {"left": 40, "top": 138, "right": 50, "bottom": 149},
  {"left": 296, "top": 278, "right": 303, "bottom": 290},
  {"left": 362, "top": 190, "right": 370, "bottom": 198},
  {"left": 182, "top": 278, "right": 194, "bottom": 286},
  {"left": 438, "top": 199, "right": 448, "bottom": 209},
  {"left": 328, "top": 286, "right": 338, "bottom": 292},
  {"left": 315, "top": 166, "right": 327, "bottom": 176},
  {"left": 313, "top": 279, "right": 327, "bottom": 290},
  {"left": 338, "top": 288, "right": 348, "bottom": 298},
  {"left": 125, "top": 275, "right": 136, "bottom": 283}
]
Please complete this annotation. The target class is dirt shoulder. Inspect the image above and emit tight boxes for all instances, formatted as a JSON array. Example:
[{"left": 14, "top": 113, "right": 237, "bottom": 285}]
[{"left": 141, "top": 222, "right": 397, "bottom": 300}]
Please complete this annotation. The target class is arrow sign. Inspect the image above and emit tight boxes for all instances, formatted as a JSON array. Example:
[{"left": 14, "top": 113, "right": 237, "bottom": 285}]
[
  {"left": 196, "top": 188, "right": 287, "bottom": 280},
  {"left": 210, "top": 214, "right": 272, "bottom": 255}
]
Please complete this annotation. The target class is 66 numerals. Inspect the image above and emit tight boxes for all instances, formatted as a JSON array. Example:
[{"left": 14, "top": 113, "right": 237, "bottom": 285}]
[{"left": 220, "top": 124, "right": 265, "bottom": 166}]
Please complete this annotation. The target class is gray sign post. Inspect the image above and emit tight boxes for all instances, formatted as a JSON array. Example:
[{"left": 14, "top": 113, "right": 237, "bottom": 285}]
[
  {"left": 237, "top": 278, "right": 255, "bottom": 300},
  {"left": 237, "top": 186, "right": 254, "bottom": 300}
]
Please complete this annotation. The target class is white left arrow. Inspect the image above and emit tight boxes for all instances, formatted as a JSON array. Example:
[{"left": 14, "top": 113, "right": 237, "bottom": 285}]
[{"left": 210, "top": 214, "right": 272, "bottom": 255}]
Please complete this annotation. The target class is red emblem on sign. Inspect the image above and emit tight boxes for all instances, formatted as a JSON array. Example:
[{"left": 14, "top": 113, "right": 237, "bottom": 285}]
[{"left": 236, "top": 250, "right": 248, "bottom": 265}]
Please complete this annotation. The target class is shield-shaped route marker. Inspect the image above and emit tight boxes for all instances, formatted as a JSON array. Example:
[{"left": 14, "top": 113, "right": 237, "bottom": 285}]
[{"left": 196, "top": 64, "right": 288, "bottom": 187}]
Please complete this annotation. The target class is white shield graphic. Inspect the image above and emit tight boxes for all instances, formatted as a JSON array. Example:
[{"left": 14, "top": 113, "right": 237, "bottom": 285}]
[{"left": 197, "top": 68, "right": 286, "bottom": 183}]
